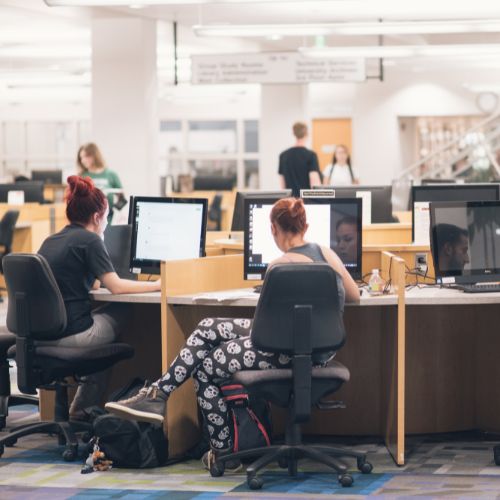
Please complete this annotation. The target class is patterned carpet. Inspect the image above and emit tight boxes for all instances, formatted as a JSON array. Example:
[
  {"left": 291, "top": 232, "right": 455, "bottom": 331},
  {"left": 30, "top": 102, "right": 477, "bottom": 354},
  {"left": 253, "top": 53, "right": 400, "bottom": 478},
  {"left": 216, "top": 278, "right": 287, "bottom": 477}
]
[{"left": 2, "top": 401, "right": 500, "bottom": 500}]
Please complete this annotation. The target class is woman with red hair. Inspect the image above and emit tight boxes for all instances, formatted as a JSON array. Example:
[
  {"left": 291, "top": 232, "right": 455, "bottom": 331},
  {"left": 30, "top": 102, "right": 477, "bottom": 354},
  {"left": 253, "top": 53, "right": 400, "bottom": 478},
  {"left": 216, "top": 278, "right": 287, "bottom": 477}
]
[
  {"left": 38, "top": 176, "right": 161, "bottom": 420},
  {"left": 106, "top": 197, "right": 359, "bottom": 470}
]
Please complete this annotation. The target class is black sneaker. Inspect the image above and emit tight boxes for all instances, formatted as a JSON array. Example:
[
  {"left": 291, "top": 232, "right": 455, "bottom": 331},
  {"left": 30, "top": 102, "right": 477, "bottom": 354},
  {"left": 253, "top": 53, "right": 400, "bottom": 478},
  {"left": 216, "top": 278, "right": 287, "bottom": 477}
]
[
  {"left": 202, "top": 449, "right": 243, "bottom": 473},
  {"left": 105, "top": 386, "right": 167, "bottom": 424}
]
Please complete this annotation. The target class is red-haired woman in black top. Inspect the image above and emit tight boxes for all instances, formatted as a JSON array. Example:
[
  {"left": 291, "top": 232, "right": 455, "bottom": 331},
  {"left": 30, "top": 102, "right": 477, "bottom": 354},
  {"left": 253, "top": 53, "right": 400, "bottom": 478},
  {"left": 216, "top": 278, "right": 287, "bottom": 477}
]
[{"left": 38, "top": 176, "right": 161, "bottom": 419}]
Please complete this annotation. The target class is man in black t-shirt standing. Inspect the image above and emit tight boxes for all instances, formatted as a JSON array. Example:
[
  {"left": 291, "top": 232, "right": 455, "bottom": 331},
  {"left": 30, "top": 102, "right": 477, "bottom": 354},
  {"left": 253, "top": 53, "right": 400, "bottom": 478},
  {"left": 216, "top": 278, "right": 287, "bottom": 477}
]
[{"left": 278, "top": 122, "right": 321, "bottom": 197}]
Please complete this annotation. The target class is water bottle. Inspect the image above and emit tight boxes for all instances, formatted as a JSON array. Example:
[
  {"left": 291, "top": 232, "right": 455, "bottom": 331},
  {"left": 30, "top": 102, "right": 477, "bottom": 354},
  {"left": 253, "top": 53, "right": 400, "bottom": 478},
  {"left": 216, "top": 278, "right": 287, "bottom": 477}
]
[{"left": 368, "top": 269, "right": 384, "bottom": 296}]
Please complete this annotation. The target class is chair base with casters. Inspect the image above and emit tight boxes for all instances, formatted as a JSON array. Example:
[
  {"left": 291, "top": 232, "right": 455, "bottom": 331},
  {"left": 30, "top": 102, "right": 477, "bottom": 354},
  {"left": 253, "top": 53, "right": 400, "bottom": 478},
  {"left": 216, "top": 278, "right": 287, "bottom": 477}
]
[
  {"left": 0, "top": 331, "right": 38, "bottom": 430},
  {"left": 208, "top": 362, "right": 373, "bottom": 489},
  {"left": 0, "top": 342, "right": 134, "bottom": 461}
]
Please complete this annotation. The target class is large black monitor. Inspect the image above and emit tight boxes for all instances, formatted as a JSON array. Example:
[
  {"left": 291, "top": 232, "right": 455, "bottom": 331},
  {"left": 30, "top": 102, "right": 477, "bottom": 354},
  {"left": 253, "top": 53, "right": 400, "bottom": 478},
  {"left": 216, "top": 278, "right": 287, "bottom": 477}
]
[
  {"left": 430, "top": 200, "right": 500, "bottom": 285},
  {"left": 231, "top": 189, "right": 292, "bottom": 232},
  {"left": 421, "top": 178, "right": 457, "bottom": 185},
  {"left": 411, "top": 183, "right": 499, "bottom": 242},
  {"left": 129, "top": 196, "right": 208, "bottom": 275},
  {"left": 316, "top": 185, "right": 393, "bottom": 223},
  {"left": 0, "top": 181, "right": 45, "bottom": 203},
  {"left": 31, "top": 169, "right": 63, "bottom": 184},
  {"left": 244, "top": 197, "right": 362, "bottom": 280}
]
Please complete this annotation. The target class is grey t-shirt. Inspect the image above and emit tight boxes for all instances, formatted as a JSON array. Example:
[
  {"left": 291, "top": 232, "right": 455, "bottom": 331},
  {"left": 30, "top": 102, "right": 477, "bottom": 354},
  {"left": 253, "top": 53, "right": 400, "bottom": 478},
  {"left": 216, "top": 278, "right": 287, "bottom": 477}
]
[{"left": 38, "top": 224, "right": 115, "bottom": 336}]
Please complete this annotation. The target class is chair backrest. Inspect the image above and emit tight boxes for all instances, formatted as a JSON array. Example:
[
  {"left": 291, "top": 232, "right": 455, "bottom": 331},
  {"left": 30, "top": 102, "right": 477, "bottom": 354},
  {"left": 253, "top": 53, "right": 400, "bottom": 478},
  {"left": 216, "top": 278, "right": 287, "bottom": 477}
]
[
  {"left": 251, "top": 263, "right": 345, "bottom": 355},
  {"left": 3, "top": 253, "right": 67, "bottom": 340},
  {"left": 103, "top": 224, "right": 137, "bottom": 280},
  {"left": 208, "top": 194, "right": 223, "bottom": 229},
  {"left": 0, "top": 210, "right": 20, "bottom": 252}
]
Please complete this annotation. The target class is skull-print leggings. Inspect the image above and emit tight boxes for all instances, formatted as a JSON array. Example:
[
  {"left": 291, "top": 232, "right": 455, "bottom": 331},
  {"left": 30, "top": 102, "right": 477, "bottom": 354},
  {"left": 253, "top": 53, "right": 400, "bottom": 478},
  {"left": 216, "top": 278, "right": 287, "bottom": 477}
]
[{"left": 154, "top": 317, "right": 293, "bottom": 451}]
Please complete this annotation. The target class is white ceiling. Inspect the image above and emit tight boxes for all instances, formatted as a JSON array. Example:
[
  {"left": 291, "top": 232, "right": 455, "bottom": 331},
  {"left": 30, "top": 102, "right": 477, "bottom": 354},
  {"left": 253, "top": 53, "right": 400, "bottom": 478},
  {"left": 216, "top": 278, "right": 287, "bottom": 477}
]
[{"left": 2, "top": 0, "right": 500, "bottom": 103}]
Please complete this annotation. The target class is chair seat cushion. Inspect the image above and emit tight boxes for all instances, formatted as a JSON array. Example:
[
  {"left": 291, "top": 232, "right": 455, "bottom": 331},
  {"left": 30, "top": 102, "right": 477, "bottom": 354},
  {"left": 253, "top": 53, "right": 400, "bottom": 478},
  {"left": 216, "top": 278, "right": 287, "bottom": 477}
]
[
  {"left": 231, "top": 360, "right": 350, "bottom": 408},
  {"left": 7, "top": 342, "right": 134, "bottom": 384},
  {"left": 0, "top": 329, "right": 15, "bottom": 358}
]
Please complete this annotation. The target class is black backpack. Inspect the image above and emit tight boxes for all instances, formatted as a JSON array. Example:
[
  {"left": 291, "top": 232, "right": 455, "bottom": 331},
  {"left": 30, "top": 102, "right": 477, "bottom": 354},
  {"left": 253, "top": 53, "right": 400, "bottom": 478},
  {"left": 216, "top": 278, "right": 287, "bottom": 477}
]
[
  {"left": 220, "top": 383, "right": 272, "bottom": 452},
  {"left": 87, "top": 378, "right": 169, "bottom": 468},
  {"left": 89, "top": 414, "right": 168, "bottom": 468}
]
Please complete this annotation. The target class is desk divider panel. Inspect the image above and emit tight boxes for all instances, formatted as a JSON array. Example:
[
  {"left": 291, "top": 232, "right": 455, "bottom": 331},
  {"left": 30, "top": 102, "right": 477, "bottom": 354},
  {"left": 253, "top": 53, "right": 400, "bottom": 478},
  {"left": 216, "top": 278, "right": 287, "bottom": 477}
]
[{"left": 381, "top": 251, "right": 406, "bottom": 465}]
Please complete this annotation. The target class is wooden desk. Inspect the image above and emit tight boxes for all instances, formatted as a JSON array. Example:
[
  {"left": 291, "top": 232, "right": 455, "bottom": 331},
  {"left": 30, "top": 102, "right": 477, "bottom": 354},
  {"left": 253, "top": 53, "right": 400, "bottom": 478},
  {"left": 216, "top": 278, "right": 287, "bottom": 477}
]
[{"left": 363, "top": 223, "right": 412, "bottom": 245}]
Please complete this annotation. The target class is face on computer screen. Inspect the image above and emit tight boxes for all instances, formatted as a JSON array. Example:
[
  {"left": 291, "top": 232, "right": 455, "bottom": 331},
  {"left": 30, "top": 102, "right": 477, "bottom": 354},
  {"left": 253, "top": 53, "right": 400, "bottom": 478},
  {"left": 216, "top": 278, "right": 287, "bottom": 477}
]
[
  {"left": 335, "top": 220, "right": 358, "bottom": 264},
  {"left": 440, "top": 234, "right": 470, "bottom": 271}
]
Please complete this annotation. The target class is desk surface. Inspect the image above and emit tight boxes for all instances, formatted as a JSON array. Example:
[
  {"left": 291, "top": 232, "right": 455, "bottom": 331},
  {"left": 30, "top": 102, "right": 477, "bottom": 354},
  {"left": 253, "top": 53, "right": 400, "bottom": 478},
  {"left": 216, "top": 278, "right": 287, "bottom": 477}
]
[{"left": 405, "top": 286, "right": 500, "bottom": 305}]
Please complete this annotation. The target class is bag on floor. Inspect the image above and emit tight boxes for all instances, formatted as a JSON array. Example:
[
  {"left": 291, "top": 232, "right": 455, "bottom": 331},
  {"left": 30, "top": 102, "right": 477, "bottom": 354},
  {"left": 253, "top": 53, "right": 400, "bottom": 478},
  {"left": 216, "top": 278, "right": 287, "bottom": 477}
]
[
  {"left": 220, "top": 383, "right": 272, "bottom": 452},
  {"left": 88, "top": 414, "right": 169, "bottom": 468}
]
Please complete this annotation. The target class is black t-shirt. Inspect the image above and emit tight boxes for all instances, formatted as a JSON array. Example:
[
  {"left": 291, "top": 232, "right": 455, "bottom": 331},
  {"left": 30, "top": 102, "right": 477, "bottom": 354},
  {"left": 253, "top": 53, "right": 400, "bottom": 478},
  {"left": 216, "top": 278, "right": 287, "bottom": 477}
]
[
  {"left": 278, "top": 146, "right": 320, "bottom": 197},
  {"left": 38, "top": 224, "right": 115, "bottom": 337}
]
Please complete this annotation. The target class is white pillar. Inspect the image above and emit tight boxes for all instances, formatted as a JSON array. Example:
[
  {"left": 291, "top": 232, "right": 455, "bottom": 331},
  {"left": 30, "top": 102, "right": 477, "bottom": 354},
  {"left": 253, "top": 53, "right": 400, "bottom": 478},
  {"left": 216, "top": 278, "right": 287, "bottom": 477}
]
[
  {"left": 91, "top": 17, "right": 158, "bottom": 197},
  {"left": 259, "top": 84, "right": 308, "bottom": 190}
]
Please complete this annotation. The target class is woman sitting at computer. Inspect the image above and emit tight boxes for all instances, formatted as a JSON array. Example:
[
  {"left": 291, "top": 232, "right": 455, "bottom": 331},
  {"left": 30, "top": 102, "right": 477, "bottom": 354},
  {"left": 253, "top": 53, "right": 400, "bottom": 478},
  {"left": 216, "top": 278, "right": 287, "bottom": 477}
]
[
  {"left": 322, "top": 144, "right": 358, "bottom": 186},
  {"left": 105, "top": 197, "right": 360, "bottom": 469},
  {"left": 38, "top": 176, "right": 161, "bottom": 421}
]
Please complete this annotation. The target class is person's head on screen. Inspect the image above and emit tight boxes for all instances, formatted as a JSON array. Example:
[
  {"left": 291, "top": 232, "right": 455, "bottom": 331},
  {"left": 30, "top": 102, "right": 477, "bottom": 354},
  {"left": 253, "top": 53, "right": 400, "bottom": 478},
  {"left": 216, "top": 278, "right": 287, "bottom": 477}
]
[
  {"left": 65, "top": 175, "right": 109, "bottom": 237},
  {"left": 332, "top": 144, "right": 351, "bottom": 167},
  {"left": 77, "top": 143, "right": 106, "bottom": 174},
  {"left": 335, "top": 216, "right": 358, "bottom": 264},
  {"left": 270, "top": 197, "right": 308, "bottom": 252},
  {"left": 435, "top": 223, "right": 470, "bottom": 272},
  {"left": 292, "top": 122, "right": 308, "bottom": 143}
]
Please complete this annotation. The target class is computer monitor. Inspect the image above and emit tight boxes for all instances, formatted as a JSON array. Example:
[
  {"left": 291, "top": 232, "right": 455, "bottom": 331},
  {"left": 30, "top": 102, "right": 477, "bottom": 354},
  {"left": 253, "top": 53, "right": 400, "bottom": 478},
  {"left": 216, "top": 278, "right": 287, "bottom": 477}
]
[
  {"left": 103, "top": 224, "right": 137, "bottom": 281},
  {"left": 244, "top": 197, "right": 362, "bottom": 280},
  {"left": 411, "top": 184, "right": 499, "bottom": 243},
  {"left": 0, "top": 182, "right": 45, "bottom": 203},
  {"left": 421, "top": 178, "right": 457, "bottom": 185},
  {"left": 193, "top": 175, "right": 235, "bottom": 191},
  {"left": 231, "top": 189, "right": 292, "bottom": 232},
  {"left": 129, "top": 196, "right": 208, "bottom": 275},
  {"left": 430, "top": 200, "right": 500, "bottom": 285},
  {"left": 31, "top": 169, "right": 63, "bottom": 184},
  {"left": 316, "top": 185, "right": 393, "bottom": 223}
]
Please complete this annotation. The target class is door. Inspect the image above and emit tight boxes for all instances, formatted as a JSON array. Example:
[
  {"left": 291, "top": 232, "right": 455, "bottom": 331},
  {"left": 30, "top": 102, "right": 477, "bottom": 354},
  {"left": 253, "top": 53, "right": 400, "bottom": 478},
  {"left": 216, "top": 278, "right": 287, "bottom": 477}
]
[{"left": 312, "top": 118, "right": 352, "bottom": 173}]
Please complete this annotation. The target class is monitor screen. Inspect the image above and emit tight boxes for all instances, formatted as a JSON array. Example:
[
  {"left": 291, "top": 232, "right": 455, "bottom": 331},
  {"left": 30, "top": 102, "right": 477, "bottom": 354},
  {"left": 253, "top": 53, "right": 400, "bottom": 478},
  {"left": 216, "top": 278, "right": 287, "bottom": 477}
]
[
  {"left": 316, "top": 185, "right": 393, "bottom": 223},
  {"left": 0, "top": 181, "right": 45, "bottom": 203},
  {"left": 231, "top": 190, "right": 292, "bottom": 232},
  {"left": 430, "top": 201, "right": 500, "bottom": 285},
  {"left": 130, "top": 196, "right": 208, "bottom": 274},
  {"left": 411, "top": 184, "right": 499, "bottom": 243},
  {"left": 31, "top": 169, "right": 63, "bottom": 184},
  {"left": 244, "top": 197, "right": 362, "bottom": 280},
  {"left": 193, "top": 175, "right": 235, "bottom": 191}
]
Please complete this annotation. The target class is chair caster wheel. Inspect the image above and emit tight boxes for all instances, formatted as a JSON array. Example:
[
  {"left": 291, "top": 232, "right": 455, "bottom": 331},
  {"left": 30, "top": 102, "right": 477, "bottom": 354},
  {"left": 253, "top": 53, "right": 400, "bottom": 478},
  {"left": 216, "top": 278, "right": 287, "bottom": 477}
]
[
  {"left": 0, "top": 416, "right": 6, "bottom": 430},
  {"left": 248, "top": 476, "right": 263, "bottom": 490},
  {"left": 494, "top": 445, "right": 500, "bottom": 466},
  {"left": 357, "top": 459, "right": 373, "bottom": 474},
  {"left": 4, "top": 438, "right": 17, "bottom": 447},
  {"left": 62, "top": 445, "right": 78, "bottom": 462},
  {"left": 339, "top": 473, "right": 354, "bottom": 487},
  {"left": 209, "top": 461, "right": 225, "bottom": 477},
  {"left": 0, "top": 444, "right": 4, "bottom": 457},
  {"left": 278, "top": 457, "right": 288, "bottom": 469}
]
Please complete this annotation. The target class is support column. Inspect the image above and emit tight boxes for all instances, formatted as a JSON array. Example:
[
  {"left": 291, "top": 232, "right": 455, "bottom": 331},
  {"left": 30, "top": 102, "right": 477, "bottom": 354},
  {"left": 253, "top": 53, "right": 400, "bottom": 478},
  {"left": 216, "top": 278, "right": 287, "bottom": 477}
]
[
  {"left": 91, "top": 17, "right": 158, "bottom": 197},
  {"left": 259, "top": 84, "right": 309, "bottom": 190}
]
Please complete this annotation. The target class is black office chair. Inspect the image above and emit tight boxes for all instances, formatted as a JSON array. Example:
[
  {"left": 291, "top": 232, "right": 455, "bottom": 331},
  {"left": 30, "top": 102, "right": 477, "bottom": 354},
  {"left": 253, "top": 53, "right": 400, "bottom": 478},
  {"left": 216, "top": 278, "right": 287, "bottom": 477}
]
[
  {"left": 0, "top": 210, "right": 20, "bottom": 303},
  {"left": 207, "top": 194, "right": 223, "bottom": 231},
  {"left": 0, "top": 254, "right": 134, "bottom": 461},
  {"left": 0, "top": 328, "right": 38, "bottom": 430},
  {"left": 209, "top": 263, "right": 372, "bottom": 489}
]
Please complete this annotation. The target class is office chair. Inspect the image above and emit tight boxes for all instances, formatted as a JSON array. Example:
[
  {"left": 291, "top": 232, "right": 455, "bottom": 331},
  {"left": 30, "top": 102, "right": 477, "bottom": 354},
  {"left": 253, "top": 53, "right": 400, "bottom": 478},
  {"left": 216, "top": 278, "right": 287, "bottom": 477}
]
[
  {"left": 207, "top": 194, "right": 223, "bottom": 231},
  {"left": 209, "top": 263, "right": 372, "bottom": 489},
  {"left": 0, "top": 327, "right": 38, "bottom": 430},
  {"left": 0, "top": 254, "right": 134, "bottom": 461},
  {"left": 0, "top": 210, "right": 20, "bottom": 303}
]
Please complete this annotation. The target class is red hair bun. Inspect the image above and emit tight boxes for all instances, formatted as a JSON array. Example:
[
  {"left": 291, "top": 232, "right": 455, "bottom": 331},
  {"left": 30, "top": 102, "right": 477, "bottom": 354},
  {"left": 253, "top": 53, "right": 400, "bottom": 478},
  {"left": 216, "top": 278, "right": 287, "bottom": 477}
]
[
  {"left": 65, "top": 175, "right": 107, "bottom": 225},
  {"left": 270, "top": 197, "right": 307, "bottom": 234}
]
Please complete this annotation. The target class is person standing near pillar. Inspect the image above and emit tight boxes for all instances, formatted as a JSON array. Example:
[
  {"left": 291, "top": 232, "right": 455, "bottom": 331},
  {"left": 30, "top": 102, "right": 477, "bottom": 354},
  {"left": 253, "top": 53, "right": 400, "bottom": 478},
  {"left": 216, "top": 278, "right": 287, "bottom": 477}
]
[{"left": 278, "top": 122, "right": 321, "bottom": 197}]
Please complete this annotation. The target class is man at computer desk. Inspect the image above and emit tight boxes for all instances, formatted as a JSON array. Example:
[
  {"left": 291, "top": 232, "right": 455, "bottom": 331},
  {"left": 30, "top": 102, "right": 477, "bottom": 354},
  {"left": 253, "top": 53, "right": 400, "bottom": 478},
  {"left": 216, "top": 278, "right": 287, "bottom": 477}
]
[
  {"left": 434, "top": 223, "right": 470, "bottom": 274},
  {"left": 105, "top": 197, "right": 359, "bottom": 471}
]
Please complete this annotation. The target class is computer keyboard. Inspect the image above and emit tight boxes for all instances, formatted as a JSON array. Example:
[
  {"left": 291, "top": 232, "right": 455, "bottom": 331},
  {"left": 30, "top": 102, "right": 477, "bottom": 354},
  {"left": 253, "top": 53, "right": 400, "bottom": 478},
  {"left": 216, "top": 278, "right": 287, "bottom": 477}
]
[{"left": 458, "top": 283, "right": 500, "bottom": 293}]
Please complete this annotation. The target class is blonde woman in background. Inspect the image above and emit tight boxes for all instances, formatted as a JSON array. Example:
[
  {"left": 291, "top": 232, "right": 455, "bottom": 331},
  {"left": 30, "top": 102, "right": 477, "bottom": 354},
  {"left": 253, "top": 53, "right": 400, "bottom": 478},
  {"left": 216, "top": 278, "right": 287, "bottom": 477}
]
[{"left": 322, "top": 144, "right": 358, "bottom": 186}]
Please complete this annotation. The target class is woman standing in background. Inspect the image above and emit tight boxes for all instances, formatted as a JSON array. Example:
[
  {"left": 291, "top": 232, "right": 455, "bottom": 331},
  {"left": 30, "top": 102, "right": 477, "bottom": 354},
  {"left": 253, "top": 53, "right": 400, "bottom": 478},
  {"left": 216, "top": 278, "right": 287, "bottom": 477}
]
[
  {"left": 77, "top": 143, "right": 123, "bottom": 219},
  {"left": 322, "top": 144, "right": 358, "bottom": 186}
]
